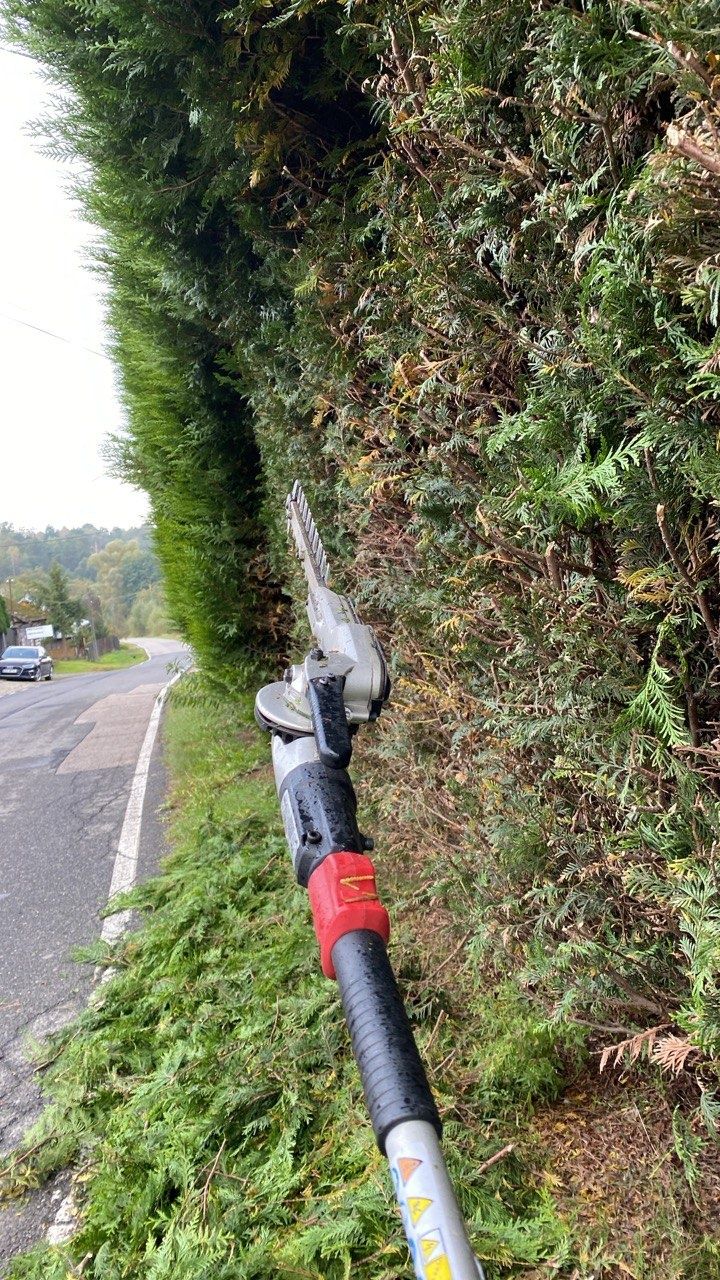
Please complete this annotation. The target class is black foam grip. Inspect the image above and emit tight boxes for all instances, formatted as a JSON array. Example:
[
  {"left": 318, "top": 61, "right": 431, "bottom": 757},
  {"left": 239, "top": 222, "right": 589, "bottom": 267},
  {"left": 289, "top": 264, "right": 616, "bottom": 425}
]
[
  {"left": 307, "top": 676, "right": 352, "bottom": 769},
  {"left": 332, "top": 929, "right": 442, "bottom": 1153},
  {"left": 279, "top": 761, "right": 363, "bottom": 886}
]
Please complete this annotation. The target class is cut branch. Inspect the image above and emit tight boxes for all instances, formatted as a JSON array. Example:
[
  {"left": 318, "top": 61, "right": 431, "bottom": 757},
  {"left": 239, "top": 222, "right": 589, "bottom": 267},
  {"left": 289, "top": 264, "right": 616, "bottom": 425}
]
[
  {"left": 656, "top": 503, "right": 720, "bottom": 654},
  {"left": 666, "top": 125, "right": 720, "bottom": 177}
]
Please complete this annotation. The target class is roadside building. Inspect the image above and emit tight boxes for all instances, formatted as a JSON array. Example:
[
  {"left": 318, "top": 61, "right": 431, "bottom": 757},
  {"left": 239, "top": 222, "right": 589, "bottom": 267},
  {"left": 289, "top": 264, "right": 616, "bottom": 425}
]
[{"left": 7, "top": 603, "right": 54, "bottom": 648}]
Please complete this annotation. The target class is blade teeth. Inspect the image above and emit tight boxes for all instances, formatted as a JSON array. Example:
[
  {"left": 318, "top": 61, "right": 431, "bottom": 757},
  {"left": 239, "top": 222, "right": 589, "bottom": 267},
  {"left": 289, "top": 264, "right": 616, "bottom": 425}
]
[{"left": 286, "top": 482, "right": 330, "bottom": 583}]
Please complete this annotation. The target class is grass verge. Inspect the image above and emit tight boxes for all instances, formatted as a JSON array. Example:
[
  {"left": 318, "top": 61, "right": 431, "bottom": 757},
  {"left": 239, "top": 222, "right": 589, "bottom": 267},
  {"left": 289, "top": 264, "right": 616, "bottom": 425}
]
[
  {"left": 53, "top": 644, "right": 146, "bottom": 676},
  {"left": 0, "top": 677, "right": 571, "bottom": 1279},
  {"left": 2, "top": 678, "right": 714, "bottom": 1278}
]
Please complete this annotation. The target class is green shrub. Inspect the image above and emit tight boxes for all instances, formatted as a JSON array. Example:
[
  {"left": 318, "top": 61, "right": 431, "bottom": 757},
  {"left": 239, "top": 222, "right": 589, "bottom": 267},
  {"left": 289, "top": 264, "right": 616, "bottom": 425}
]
[
  {"left": 2, "top": 689, "right": 569, "bottom": 1279},
  {"left": 5, "top": 0, "right": 720, "bottom": 1142}
]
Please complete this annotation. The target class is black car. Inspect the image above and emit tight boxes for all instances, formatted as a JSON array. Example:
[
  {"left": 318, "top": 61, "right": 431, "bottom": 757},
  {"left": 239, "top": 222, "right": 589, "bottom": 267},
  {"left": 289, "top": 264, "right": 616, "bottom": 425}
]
[{"left": 0, "top": 645, "right": 54, "bottom": 681}]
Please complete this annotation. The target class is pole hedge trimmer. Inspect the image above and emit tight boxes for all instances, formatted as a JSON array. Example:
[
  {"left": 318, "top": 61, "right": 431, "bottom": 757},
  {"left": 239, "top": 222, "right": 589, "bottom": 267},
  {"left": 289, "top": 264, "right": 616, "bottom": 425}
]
[{"left": 256, "top": 483, "right": 484, "bottom": 1280}]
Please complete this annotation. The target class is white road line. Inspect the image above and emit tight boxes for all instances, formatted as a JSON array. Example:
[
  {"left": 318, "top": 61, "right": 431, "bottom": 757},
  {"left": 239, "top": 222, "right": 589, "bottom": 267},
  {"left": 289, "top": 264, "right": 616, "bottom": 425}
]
[
  {"left": 100, "top": 669, "right": 184, "bottom": 944},
  {"left": 47, "top": 1192, "right": 76, "bottom": 1245},
  {"left": 126, "top": 641, "right": 152, "bottom": 661},
  {"left": 47, "top": 665, "right": 185, "bottom": 1244}
]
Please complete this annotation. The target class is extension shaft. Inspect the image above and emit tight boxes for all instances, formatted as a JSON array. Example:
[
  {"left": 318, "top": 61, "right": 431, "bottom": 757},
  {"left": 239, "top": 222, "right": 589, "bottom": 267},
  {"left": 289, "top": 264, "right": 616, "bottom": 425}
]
[{"left": 332, "top": 930, "right": 482, "bottom": 1280}]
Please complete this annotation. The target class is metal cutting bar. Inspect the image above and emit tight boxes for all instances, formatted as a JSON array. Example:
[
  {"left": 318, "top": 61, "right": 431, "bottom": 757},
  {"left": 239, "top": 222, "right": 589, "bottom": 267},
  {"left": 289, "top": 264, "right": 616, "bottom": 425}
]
[{"left": 287, "top": 481, "right": 330, "bottom": 587}]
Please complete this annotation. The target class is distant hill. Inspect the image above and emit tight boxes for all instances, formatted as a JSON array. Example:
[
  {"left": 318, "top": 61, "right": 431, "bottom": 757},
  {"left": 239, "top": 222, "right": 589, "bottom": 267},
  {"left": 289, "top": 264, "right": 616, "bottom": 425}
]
[
  {"left": 0, "top": 523, "right": 153, "bottom": 581},
  {"left": 0, "top": 523, "right": 169, "bottom": 638}
]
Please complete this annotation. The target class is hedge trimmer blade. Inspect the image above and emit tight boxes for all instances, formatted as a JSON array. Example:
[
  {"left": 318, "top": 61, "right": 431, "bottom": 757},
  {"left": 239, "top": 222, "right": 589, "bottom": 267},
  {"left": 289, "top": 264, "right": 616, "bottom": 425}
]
[{"left": 287, "top": 481, "right": 329, "bottom": 589}]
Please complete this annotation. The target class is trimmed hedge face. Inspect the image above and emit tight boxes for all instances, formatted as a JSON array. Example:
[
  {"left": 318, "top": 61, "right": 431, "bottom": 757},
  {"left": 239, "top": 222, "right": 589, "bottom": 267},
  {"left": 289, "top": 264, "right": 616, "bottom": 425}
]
[{"left": 6, "top": 0, "right": 720, "bottom": 1108}]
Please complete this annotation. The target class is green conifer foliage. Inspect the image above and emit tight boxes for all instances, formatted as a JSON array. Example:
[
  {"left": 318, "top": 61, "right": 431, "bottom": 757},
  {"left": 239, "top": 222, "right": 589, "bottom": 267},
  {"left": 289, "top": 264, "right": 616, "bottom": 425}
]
[
  {"left": 5, "top": 0, "right": 720, "bottom": 1122},
  {"left": 43, "top": 562, "right": 82, "bottom": 634}
]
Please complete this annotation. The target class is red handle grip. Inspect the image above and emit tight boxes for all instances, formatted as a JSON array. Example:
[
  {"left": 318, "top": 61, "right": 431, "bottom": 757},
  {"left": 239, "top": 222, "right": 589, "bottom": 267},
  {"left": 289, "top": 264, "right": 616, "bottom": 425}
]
[{"left": 307, "top": 851, "right": 390, "bottom": 978}]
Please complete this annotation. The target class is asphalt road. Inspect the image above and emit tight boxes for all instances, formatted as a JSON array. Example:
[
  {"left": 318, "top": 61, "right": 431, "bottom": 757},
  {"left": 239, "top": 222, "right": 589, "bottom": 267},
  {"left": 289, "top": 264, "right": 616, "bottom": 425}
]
[{"left": 0, "top": 637, "right": 189, "bottom": 1267}]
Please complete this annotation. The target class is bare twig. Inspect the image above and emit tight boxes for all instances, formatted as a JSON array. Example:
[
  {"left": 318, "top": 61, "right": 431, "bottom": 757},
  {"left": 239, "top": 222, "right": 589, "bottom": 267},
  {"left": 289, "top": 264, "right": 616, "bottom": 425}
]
[
  {"left": 424, "top": 1009, "right": 447, "bottom": 1056},
  {"left": 281, "top": 166, "right": 320, "bottom": 199},
  {"left": 545, "top": 542, "right": 564, "bottom": 593},
  {"left": 665, "top": 42, "right": 717, "bottom": 92},
  {"left": 389, "top": 26, "right": 419, "bottom": 103},
  {"left": 468, "top": 513, "right": 610, "bottom": 583},
  {"left": 655, "top": 504, "right": 698, "bottom": 593},
  {"left": 656, "top": 503, "right": 719, "bottom": 652},
  {"left": 476, "top": 1143, "right": 515, "bottom": 1176},
  {"left": 201, "top": 1139, "right": 226, "bottom": 1221},
  {"left": 398, "top": 136, "right": 444, "bottom": 203},
  {"left": 0, "top": 1135, "right": 53, "bottom": 1176},
  {"left": 667, "top": 125, "right": 720, "bottom": 177},
  {"left": 601, "top": 119, "right": 622, "bottom": 185},
  {"left": 645, "top": 449, "right": 720, "bottom": 654},
  {"left": 682, "top": 675, "right": 702, "bottom": 748},
  {"left": 439, "top": 131, "right": 545, "bottom": 191},
  {"left": 418, "top": 933, "right": 471, "bottom": 990},
  {"left": 568, "top": 1018, "right": 635, "bottom": 1035},
  {"left": 157, "top": 171, "right": 208, "bottom": 195}
]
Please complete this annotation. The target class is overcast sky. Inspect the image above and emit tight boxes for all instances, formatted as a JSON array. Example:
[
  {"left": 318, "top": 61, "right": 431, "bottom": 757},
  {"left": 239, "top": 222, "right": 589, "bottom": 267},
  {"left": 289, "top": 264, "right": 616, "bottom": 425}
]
[{"left": 0, "top": 47, "right": 149, "bottom": 532}]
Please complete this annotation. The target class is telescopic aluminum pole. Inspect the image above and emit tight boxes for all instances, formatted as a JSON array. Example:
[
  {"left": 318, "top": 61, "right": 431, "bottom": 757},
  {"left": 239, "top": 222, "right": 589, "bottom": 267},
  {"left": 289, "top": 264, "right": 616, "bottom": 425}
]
[{"left": 269, "top": 732, "right": 484, "bottom": 1280}]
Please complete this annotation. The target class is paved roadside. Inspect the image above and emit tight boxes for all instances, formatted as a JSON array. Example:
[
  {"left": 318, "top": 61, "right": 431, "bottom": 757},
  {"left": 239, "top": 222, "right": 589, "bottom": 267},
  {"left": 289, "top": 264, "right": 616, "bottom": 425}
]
[{"left": 0, "top": 638, "right": 189, "bottom": 1269}]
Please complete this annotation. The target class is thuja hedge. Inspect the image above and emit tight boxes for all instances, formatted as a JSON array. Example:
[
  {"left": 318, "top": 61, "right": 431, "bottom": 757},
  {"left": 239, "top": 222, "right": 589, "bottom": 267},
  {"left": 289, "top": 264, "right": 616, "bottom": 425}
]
[{"left": 6, "top": 1, "right": 720, "bottom": 1113}]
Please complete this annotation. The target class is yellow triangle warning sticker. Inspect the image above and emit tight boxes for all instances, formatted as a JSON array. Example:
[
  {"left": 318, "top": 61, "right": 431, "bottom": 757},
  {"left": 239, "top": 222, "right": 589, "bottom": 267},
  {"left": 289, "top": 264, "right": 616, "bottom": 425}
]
[
  {"left": 397, "top": 1157, "right": 422, "bottom": 1185},
  {"left": 425, "top": 1256, "right": 452, "bottom": 1280},
  {"left": 420, "top": 1235, "right": 439, "bottom": 1259},
  {"left": 407, "top": 1196, "right": 432, "bottom": 1224}
]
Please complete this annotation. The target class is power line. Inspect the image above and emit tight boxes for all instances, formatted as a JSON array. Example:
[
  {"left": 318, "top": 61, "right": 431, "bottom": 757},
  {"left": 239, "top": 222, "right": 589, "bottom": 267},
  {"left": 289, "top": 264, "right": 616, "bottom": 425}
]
[{"left": 0, "top": 310, "right": 109, "bottom": 360}]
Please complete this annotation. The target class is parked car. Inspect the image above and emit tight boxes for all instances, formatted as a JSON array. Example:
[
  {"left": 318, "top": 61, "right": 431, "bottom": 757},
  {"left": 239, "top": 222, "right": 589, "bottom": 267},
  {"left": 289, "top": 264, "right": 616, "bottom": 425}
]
[{"left": 0, "top": 645, "right": 53, "bottom": 681}]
